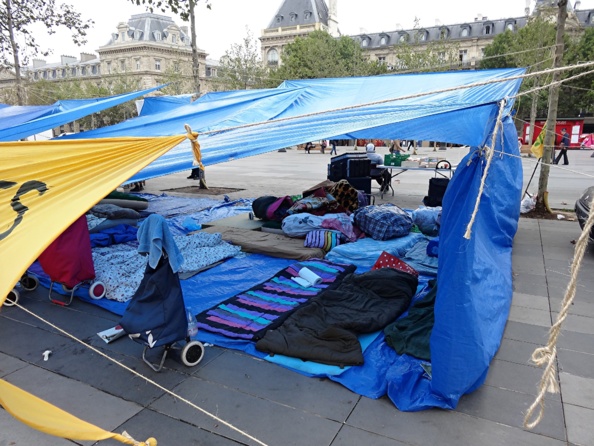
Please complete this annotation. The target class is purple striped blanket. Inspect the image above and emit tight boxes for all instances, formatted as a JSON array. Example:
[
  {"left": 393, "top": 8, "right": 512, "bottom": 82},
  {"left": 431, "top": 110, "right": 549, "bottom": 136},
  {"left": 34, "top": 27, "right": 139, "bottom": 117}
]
[{"left": 195, "top": 259, "right": 355, "bottom": 340}]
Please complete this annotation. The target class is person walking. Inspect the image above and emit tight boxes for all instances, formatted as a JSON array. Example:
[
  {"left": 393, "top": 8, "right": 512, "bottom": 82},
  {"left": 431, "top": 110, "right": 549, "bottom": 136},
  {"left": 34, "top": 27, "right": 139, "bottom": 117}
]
[
  {"left": 554, "top": 128, "right": 570, "bottom": 165},
  {"left": 329, "top": 140, "right": 337, "bottom": 155}
]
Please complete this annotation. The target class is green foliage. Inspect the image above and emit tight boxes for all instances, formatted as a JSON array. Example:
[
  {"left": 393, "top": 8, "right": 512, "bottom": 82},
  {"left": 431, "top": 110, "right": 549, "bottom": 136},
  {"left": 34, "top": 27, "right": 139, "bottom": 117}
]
[
  {"left": 560, "top": 27, "right": 594, "bottom": 117},
  {"left": 217, "top": 28, "right": 268, "bottom": 90},
  {"left": 269, "top": 30, "right": 388, "bottom": 84},
  {"left": 0, "top": 0, "right": 92, "bottom": 69}
]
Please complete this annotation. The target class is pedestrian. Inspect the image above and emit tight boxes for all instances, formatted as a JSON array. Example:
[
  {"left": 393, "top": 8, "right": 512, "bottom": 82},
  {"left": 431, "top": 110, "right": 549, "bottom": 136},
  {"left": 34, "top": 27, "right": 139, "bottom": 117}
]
[
  {"left": 330, "top": 140, "right": 337, "bottom": 155},
  {"left": 304, "top": 141, "right": 313, "bottom": 154},
  {"left": 554, "top": 128, "right": 570, "bottom": 165}
]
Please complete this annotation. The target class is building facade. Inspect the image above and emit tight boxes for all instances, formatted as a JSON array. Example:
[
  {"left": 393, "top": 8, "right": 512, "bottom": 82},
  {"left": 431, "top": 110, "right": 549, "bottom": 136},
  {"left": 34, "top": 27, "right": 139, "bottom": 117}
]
[{"left": 260, "top": 0, "right": 594, "bottom": 70}]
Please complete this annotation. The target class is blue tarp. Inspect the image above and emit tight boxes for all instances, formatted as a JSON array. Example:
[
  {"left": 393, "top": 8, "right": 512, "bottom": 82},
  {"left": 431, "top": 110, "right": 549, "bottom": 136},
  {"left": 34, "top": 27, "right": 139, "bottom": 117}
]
[
  {"left": 139, "top": 95, "right": 193, "bottom": 116},
  {"left": 58, "top": 69, "right": 524, "bottom": 411},
  {"left": 0, "top": 85, "right": 166, "bottom": 141}
]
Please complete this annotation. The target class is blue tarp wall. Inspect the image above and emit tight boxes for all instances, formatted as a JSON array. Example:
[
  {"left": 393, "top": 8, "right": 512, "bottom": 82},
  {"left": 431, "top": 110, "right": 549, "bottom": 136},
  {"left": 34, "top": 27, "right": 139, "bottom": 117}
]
[{"left": 53, "top": 69, "right": 523, "bottom": 410}]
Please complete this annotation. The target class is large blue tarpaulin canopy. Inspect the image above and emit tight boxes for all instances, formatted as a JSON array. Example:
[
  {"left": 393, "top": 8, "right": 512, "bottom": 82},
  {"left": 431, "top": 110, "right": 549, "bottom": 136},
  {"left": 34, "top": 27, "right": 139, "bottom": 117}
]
[
  {"left": 0, "top": 84, "right": 165, "bottom": 141},
  {"left": 64, "top": 68, "right": 524, "bottom": 411}
]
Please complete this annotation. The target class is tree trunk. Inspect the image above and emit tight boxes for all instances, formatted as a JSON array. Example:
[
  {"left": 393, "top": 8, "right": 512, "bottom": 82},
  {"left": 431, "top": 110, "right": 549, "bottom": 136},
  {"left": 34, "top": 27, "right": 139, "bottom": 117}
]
[
  {"left": 189, "top": 0, "right": 200, "bottom": 95},
  {"left": 535, "top": 0, "right": 567, "bottom": 213},
  {"left": 6, "top": 0, "right": 24, "bottom": 105}
]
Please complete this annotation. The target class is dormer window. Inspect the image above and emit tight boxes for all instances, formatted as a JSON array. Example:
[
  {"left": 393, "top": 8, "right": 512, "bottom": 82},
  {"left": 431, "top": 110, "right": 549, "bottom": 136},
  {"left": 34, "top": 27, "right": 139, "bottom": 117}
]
[
  {"left": 172, "top": 34, "right": 177, "bottom": 43},
  {"left": 505, "top": 20, "right": 516, "bottom": 32},
  {"left": 120, "top": 32, "right": 125, "bottom": 41},
  {"left": 154, "top": 31, "right": 161, "bottom": 41},
  {"left": 275, "top": 15, "right": 283, "bottom": 23},
  {"left": 360, "top": 36, "right": 370, "bottom": 47},
  {"left": 460, "top": 25, "right": 471, "bottom": 37},
  {"left": 379, "top": 34, "right": 389, "bottom": 46},
  {"left": 439, "top": 26, "right": 450, "bottom": 39},
  {"left": 304, "top": 10, "right": 312, "bottom": 20},
  {"left": 483, "top": 22, "right": 494, "bottom": 35},
  {"left": 290, "top": 12, "right": 297, "bottom": 22},
  {"left": 417, "top": 30, "right": 428, "bottom": 41},
  {"left": 399, "top": 33, "right": 408, "bottom": 43}
]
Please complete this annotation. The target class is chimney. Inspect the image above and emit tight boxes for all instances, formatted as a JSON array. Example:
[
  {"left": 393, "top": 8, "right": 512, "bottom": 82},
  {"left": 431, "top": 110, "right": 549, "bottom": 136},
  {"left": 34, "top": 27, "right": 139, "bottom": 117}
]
[
  {"left": 80, "top": 52, "right": 96, "bottom": 62},
  {"left": 32, "top": 58, "right": 47, "bottom": 68},
  {"left": 475, "top": 13, "right": 482, "bottom": 21},
  {"left": 61, "top": 55, "right": 77, "bottom": 65},
  {"left": 435, "top": 19, "right": 441, "bottom": 26}
]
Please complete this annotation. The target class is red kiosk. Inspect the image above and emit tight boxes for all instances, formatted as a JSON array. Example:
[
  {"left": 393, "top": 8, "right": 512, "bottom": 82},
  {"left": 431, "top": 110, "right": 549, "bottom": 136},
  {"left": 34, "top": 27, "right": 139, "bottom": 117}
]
[{"left": 522, "top": 118, "right": 584, "bottom": 148}]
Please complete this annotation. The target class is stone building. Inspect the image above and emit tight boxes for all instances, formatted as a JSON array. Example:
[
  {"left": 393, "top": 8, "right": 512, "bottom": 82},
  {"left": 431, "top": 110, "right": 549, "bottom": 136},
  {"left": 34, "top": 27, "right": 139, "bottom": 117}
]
[
  {"left": 10, "top": 13, "right": 220, "bottom": 97},
  {"left": 260, "top": 0, "right": 594, "bottom": 69}
]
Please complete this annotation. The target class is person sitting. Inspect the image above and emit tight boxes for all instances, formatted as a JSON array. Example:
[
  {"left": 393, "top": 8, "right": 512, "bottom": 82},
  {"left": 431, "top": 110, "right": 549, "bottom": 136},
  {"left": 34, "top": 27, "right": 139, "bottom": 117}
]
[{"left": 366, "top": 142, "right": 391, "bottom": 193}]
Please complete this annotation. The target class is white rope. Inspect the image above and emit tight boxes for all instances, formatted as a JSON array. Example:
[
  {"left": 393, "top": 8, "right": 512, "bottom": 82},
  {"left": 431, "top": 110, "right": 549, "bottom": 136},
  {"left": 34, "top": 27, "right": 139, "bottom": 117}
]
[
  {"left": 524, "top": 192, "right": 594, "bottom": 429},
  {"left": 514, "top": 67, "right": 594, "bottom": 99},
  {"left": 463, "top": 99, "right": 507, "bottom": 239},
  {"left": 11, "top": 303, "right": 269, "bottom": 446}
]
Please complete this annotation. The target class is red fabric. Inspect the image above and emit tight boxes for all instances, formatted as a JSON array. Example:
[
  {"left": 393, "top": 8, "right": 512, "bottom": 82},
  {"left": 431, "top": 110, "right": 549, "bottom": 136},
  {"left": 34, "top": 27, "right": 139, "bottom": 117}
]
[
  {"left": 38, "top": 215, "right": 95, "bottom": 287},
  {"left": 371, "top": 251, "right": 418, "bottom": 277}
]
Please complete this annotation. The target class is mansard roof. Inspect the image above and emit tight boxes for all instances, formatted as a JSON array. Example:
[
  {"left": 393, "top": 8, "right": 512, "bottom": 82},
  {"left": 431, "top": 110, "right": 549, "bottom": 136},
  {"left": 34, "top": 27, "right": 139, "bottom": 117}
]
[
  {"left": 102, "top": 13, "right": 191, "bottom": 47},
  {"left": 266, "top": 0, "right": 329, "bottom": 29}
]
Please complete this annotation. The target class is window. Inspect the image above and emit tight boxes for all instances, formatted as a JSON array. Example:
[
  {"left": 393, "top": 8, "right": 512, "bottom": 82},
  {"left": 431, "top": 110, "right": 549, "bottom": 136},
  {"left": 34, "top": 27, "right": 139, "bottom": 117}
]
[
  {"left": 81, "top": 67, "right": 86, "bottom": 75},
  {"left": 52, "top": 70, "right": 56, "bottom": 79},
  {"left": 155, "top": 59, "right": 161, "bottom": 71},
  {"left": 418, "top": 30, "right": 427, "bottom": 41},
  {"left": 43, "top": 71, "right": 47, "bottom": 79},
  {"left": 134, "top": 31, "right": 141, "bottom": 40},
  {"left": 378, "top": 56, "right": 386, "bottom": 64},
  {"left": 506, "top": 23, "right": 514, "bottom": 31},
  {"left": 440, "top": 27, "right": 449, "bottom": 39},
  {"left": 172, "top": 34, "right": 177, "bottom": 43},
  {"left": 399, "top": 33, "right": 408, "bottom": 43},
  {"left": 120, "top": 60, "right": 126, "bottom": 71},
  {"left": 379, "top": 35, "right": 388, "bottom": 46},
  {"left": 438, "top": 51, "right": 446, "bottom": 62},
  {"left": 275, "top": 15, "right": 283, "bottom": 23},
  {"left": 174, "top": 62, "right": 180, "bottom": 72},
  {"left": 155, "top": 31, "right": 161, "bottom": 41},
  {"left": 267, "top": 48, "right": 279, "bottom": 65},
  {"left": 91, "top": 65, "right": 97, "bottom": 75},
  {"left": 106, "top": 62, "right": 111, "bottom": 74},
  {"left": 290, "top": 12, "right": 297, "bottom": 22},
  {"left": 71, "top": 67, "right": 76, "bottom": 76},
  {"left": 484, "top": 24, "right": 492, "bottom": 35},
  {"left": 461, "top": 27, "right": 469, "bottom": 37},
  {"left": 120, "top": 32, "right": 125, "bottom": 41},
  {"left": 206, "top": 67, "right": 212, "bottom": 77},
  {"left": 61, "top": 69, "right": 66, "bottom": 77},
  {"left": 136, "top": 59, "right": 141, "bottom": 70},
  {"left": 362, "top": 39, "right": 369, "bottom": 47},
  {"left": 459, "top": 49, "right": 468, "bottom": 64},
  {"left": 304, "top": 11, "right": 312, "bottom": 19},
  {"left": 34, "top": 72, "right": 38, "bottom": 80}
]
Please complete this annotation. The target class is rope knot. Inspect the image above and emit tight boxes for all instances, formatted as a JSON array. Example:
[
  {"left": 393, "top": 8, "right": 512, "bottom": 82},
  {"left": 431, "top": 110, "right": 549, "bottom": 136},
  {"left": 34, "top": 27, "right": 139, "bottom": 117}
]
[{"left": 530, "top": 345, "right": 554, "bottom": 366}]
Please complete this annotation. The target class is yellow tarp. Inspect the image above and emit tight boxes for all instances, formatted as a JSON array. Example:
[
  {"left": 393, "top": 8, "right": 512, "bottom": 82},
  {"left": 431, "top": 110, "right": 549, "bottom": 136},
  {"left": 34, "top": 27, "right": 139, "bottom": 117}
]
[
  {"left": 530, "top": 123, "right": 546, "bottom": 159},
  {"left": 0, "top": 378, "right": 154, "bottom": 444},
  {"left": 0, "top": 135, "right": 185, "bottom": 305}
]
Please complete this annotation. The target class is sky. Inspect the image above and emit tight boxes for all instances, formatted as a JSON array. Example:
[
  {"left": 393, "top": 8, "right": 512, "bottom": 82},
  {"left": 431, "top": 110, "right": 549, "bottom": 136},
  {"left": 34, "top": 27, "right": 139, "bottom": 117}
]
[{"left": 29, "top": 0, "right": 594, "bottom": 63}]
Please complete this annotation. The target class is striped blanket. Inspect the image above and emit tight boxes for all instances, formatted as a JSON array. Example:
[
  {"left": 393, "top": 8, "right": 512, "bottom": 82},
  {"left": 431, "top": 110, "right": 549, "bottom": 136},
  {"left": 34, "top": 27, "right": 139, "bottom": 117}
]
[{"left": 195, "top": 259, "right": 355, "bottom": 340}]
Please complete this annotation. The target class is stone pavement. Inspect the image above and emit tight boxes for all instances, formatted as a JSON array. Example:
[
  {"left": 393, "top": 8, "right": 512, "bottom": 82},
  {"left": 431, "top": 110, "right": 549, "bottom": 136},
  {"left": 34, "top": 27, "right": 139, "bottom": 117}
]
[{"left": 1, "top": 146, "right": 593, "bottom": 446}]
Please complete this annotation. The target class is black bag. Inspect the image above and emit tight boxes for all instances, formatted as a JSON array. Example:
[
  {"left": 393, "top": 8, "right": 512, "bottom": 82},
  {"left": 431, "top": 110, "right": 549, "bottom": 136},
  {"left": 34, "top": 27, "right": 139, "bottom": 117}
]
[
  {"left": 252, "top": 196, "right": 278, "bottom": 220},
  {"left": 120, "top": 257, "right": 187, "bottom": 348},
  {"left": 423, "top": 177, "right": 450, "bottom": 207}
]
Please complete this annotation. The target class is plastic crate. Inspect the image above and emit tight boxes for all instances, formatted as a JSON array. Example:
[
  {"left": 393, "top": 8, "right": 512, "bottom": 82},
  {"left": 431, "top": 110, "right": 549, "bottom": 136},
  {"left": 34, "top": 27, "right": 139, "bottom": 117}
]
[{"left": 384, "top": 153, "right": 410, "bottom": 167}]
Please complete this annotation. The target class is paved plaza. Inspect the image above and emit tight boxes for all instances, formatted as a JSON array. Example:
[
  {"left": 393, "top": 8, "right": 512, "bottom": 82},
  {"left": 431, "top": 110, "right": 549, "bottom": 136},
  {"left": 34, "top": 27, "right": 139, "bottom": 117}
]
[{"left": 1, "top": 145, "right": 593, "bottom": 446}]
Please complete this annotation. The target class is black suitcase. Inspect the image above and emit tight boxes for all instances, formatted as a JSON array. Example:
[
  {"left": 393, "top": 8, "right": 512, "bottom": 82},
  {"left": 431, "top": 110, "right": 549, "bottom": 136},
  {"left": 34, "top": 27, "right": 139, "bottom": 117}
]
[{"left": 423, "top": 177, "right": 449, "bottom": 207}]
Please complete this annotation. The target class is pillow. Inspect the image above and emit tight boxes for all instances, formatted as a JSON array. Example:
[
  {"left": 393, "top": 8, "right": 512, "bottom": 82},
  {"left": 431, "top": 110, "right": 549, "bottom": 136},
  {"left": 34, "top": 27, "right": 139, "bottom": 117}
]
[
  {"left": 304, "top": 230, "right": 341, "bottom": 252},
  {"left": 90, "top": 203, "right": 141, "bottom": 220},
  {"left": 371, "top": 251, "right": 419, "bottom": 277}
]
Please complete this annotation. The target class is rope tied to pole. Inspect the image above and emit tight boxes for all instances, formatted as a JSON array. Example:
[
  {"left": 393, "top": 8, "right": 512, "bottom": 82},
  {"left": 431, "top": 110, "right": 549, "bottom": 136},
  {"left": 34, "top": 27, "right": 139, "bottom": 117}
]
[
  {"left": 524, "top": 192, "right": 594, "bottom": 429},
  {"left": 464, "top": 99, "right": 507, "bottom": 240},
  {"left": 185, "top": 124, "right": 204, "bottom": 171}
]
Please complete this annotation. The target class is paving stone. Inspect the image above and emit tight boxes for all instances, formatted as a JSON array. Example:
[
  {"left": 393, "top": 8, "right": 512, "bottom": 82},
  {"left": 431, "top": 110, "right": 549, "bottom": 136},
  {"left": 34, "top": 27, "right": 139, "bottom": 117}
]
[
  {"left": 150, "top": 375, "right": 343, "bottom": 446},
  {"left": 508, "top": 305, "right": 552, "bottom": 327},
  {"left": 0, "top": 410, "right": 73, "bottom": 446},
  {"left": 564, "top": 404, "right": 594, "bottom": 446},
  {"left": 3, "top": 364, "right": 142, "bottom": 442},
  {"left": 513, "top": 272, "right": 549, "bottom": 296},
  {"left": 557, "top": 330, "right": 594, "bottom": 355},
  {"left": 455, "top": 384, "right": 565, "bottom": 441},
  {"left": 550, "top": 297, "right": 594, "bottom": 318},
  {"left": 194, "top": 349, "right": 358, "bottom": 421},
  {"left": 347, "top": 396, "right": 565, "bottom": 446},
  {"left": 495, "top": 338, "right": 541, "bottom": 367},
  {"left": 558, "top": 349, "right": 594, "bottom": 379},
  {"left": 95, "top": 407, "right": 244, "bottom": 446},
  {"left": 551, "top": 312, "right": 594, "bottom": 335},
  {"left": 484, "top": 359, "right": 559, "bottom": 401},
  {"left": 560, "top": 372, "right": 594, "bottom": 410},
  {"left": 512, "top": 254, "right": 546, "bottom": 275},
  {"left": 503, "top": 320, "right": 549, "bottom": 345},
  {"left": 331, "top": 424, "right": 408, "bottom": 446},
  {"left": 0, "top": 352, "right": 28, "bottom": 377},
  {"left": 512, "top": 292, "right": 550, "bottom": 311}
]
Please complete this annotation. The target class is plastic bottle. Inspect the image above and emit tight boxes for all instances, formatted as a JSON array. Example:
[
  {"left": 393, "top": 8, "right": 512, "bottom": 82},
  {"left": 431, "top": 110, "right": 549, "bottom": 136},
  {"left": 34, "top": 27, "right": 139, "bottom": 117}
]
[{"left": 186, "top": 307, "right": 199, "bottom": 340}]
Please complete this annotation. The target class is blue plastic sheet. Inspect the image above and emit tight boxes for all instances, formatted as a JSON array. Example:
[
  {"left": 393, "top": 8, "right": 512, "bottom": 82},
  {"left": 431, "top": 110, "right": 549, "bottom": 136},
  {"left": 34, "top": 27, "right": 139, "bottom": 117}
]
[{"left": 59, "top": 69, "right": 525, "bottom": 184}]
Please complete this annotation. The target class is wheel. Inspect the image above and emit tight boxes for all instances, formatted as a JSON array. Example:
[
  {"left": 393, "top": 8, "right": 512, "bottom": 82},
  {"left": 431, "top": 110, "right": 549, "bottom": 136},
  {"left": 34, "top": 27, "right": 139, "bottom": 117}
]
[
  {"left": 248, "top": 212, "right": 254, "bottom": 220},
  {"left": 89, "top": 281, "right": 106, "bottom": 300},
  {"left": 20, "top": 275, "right": 39, "bottom": 291},
  {"left": 436, "top": 160, "right": 451, "bottom": 170},
  {"left": 181, "top": 340, "right": 205, "bottom": 367},
  {"left": 4, "top": 289, "right": 19, "bottom": 307}
]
